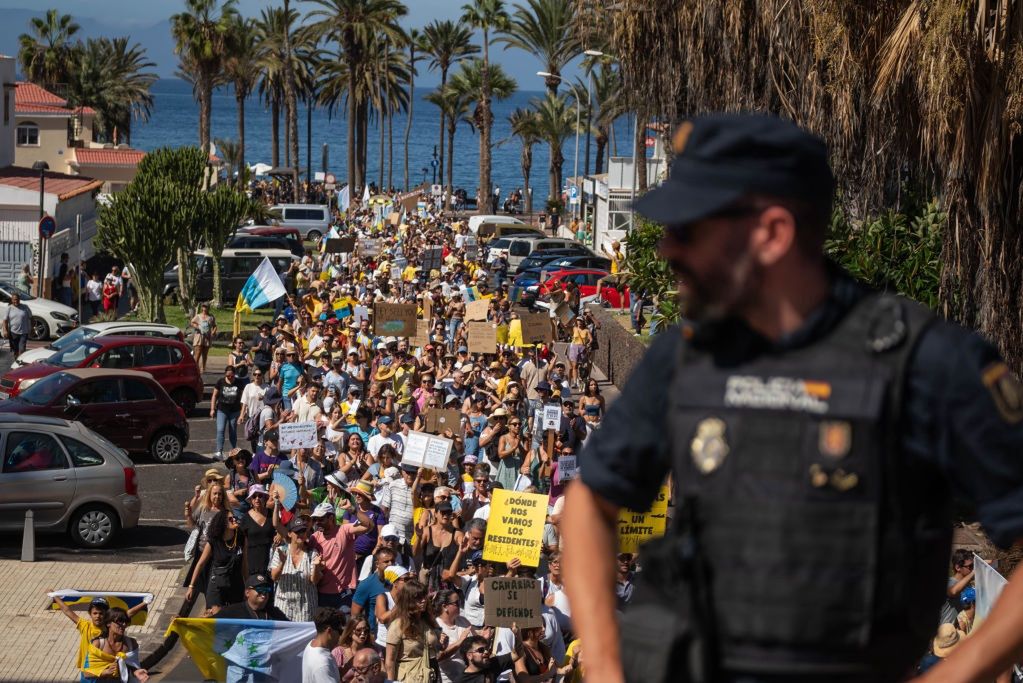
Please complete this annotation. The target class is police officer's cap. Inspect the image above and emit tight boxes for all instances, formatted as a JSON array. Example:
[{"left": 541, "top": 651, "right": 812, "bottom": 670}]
[{"left": 633, "top": 113, "right": 834, "bottom": 228}]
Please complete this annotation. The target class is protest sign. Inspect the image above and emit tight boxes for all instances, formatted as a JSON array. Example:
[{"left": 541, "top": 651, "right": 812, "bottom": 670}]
[
  {"left": 279, "top": 421, "right": 318, "bottom": 451},
  {"left": 467, "top": 322, "right": 497, "bottom": 354},
  {"left": 422, "top": 296, "right": 431, "bottom": 321},
  {"left": 353, "top": 306, "right": 370, "bottom": 325},
  {"left": 411, "top": 319, "right": 430, "bottom": 348},
  {"left": 465, "top": 236, "right": 479, "bottom": 260},
  {"left": 374, "top": 303, "right": 417, "bottom": 337},
  {"left": 542, "top": 404, "right": 561, "bottom": 430},
  {"left": 325, "top": 237, "right": 355, "bottom": 253},
  {"left": 424, "top": 408, "right": 462, "bottom": 435},
  {"left": 521, "top": 313, "right": 552, "bottom": 345},
  {"left": 617, "top": 484, "right": 670, "bottom": 554},
  {"left": 483, "top": 489, "right": 547, "bottom": 566},
  {"left": 555, "top": 455, "right": 577, "bottom": 483},
  {"left": 362, "top": 238, "right": 382, "bottom": 257},
  {"left": 389, "top": 212, "right": 401, "bottom": 226},
  {"left": 421, "top": 246, "right": 444, "bottom": 272},
  {"left": 390, "top": 266, "right": 401, "bottom": 281},
  {"left": 402, "top": 431, "right": 452, "bottom": 470},
  {"left": 465, "top": 299, "right": 490, "bottom": 322},
  {"left": 483, "top": 578, "right": 543, "bottom": 628}
]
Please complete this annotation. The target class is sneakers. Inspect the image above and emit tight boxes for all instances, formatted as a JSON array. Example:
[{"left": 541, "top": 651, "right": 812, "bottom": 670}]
[{"left": 213, "top": 451, "right": 224, "bottom": 461}]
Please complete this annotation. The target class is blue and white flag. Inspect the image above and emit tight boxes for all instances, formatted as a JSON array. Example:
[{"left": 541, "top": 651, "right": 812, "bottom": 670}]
[
  {"left": 167, "top": 618, "right": 315, "bottom": 682},
  {"left": 236, "top": 257, "right": 286, "bottom": 314},
  {"left": 49, "top": 589, "right": 153, "bottom": 625},
  {"left": 338, "top": 185, "right": 350, "bottom": 212}
]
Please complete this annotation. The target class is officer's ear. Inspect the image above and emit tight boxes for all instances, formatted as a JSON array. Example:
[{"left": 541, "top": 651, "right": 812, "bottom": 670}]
[{"left": 750, "top": 204, "right": 798, "bottom": 267}]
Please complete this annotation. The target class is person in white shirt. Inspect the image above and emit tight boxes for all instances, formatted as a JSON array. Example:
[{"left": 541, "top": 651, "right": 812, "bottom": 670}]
[
  {"left": 85, "top": 272, "right": 102, "bottom": 319},
  {"left": 367, "top": 416, "right": 402, "bottom": 457},
  {"left": 302, "top": 607, "right": 343, "bottom": 683},
  {"left": 433, "top": 589, "right": 471, "bottom": 683},
  {"left": 294, "top": 385, "right": 323, "bottom": 423}
]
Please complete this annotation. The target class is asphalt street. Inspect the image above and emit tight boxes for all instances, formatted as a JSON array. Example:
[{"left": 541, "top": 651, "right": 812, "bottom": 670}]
[{"left": 0, "top": 344, "right": 221, "bottom": 565}]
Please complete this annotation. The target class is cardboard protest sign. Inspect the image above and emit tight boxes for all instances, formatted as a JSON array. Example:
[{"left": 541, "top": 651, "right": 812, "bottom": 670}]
[
  {"left": 362, "top": 238, "right": 382, "bottom": 257},
  {"left": 411, "top": 319, "right": 431, "bottom": 348},
  {"left": 521, "top": 313, "right": 552, "bottom": 345},
  {"left": 465, "top": 299, "right": 490, "bottom": 322},
  {"left": 617, "top": 484, "right": 670, "bottom": 554},
  {"left": 388, "top": 212, "right": 401, "bottom": 226},
  {"left": 483, "top": 578, "right": 543, "bottom": 628},
  {"left": 402, "top": 431, "right": 452, "bottom": 470},
  {"left": 421, "top": 246, "right": 444, "bottom": 272},
  {"left": 424, "top": 408, "right": 462, "bottom": 435},
  {"left": 373, "top": 303, "right": 417, "bottom": 337},
  {"left": 325, "top": 237, "right": 355, "bottom": 253},
  {"left": 483, "top": 489, "right": 547, "bottom": 566},
  {"left": 399, "top": 194, "right": 419, "bottom": 213},
  {"left": 467, "top": 321, "right": 497, "bottom": 354},
  {"left": 542, "top": 405, "right": 561, "bottom": 430},
  {"left": 279, "top": 421, "right": 318, "bottom": 450}
]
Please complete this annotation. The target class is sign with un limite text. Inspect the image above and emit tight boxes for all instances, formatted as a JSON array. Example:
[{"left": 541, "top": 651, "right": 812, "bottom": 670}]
[
  {"left": 617, "top": 483, "right": 670, "bottom": 554},
  {"left": 483, "top": 577, "right": 543, "bottom": 628},
  {"left": 483, "top": 489, "right": 548, "bottom": 567}
]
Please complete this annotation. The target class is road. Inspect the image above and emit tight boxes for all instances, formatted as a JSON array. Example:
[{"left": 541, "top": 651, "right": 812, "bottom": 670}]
[{"left": 0, "top": 342, "right": 222, "bottom": 566}]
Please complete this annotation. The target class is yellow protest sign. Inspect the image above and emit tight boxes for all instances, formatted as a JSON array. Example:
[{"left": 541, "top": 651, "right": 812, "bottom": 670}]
[
  {"left": 483, "top": 489, "right": 548, "bottom": 567},
  {"left": 617, "top": 484, "right": 670, "bottom": 554}
]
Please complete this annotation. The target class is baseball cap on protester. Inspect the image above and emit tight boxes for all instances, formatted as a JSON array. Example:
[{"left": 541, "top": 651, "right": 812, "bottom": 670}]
[
  {"left": 633, "top": 113, "right": 835, "bottom": 229},
  {"left": 246, "top": 573, "right": 274, "bottom": 590},
  {"left": 311, "top": 502, "right": 335, "bottom": 518},
  {"left": 380, "top": 523, "right": 400, "bottom": 540},
  {"left": 89, "top": 597, "right": 109, "bottom": 609}
]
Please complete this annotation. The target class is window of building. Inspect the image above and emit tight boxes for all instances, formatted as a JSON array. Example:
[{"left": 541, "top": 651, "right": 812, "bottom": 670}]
[{"left": 16, "top": 122, "right": 39, "bottom": 146}]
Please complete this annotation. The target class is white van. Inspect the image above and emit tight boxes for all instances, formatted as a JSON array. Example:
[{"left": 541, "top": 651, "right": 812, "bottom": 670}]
[
  {"left": 503, "top": 236, "right": 584, "bottom": 271},
  {"left": 269, "top": 204, "right": 331, "bottom": 241},
  {"left": 467, "top": 214, "right": 526, "bottom": 233}
]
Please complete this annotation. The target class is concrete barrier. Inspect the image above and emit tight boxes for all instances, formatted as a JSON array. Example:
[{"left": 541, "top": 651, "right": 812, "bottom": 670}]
[{"left": 586, "top": 304, "right": 651, "bottom": 390}]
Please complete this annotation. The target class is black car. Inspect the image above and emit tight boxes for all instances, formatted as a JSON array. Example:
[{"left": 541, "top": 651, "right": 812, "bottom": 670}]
[
  {"left": 227, "top": 235, "right": 292, "bottom": 251},
  {"left": 514, "top": 247, "right": 592, "bottom": 274}
]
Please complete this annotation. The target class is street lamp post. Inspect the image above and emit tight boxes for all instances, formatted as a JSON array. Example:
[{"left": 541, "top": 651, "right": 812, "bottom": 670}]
[
  {"left": 32, "top": 161, "right": 48, "bottom": 298},
  {"left": 537, "top": 72, "right": 583, "bottom": 222},
  {"left": 582, "top": 49, "right": 604, "bottom": 240}
]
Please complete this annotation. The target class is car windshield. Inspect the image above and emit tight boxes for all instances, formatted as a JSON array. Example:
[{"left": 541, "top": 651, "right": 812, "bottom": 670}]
[
  {"left": 0, "top": 281, "right": 35, "bottom": 301},
  {"left": 489, "top": 238, "right": 511, "bottom": 250},
  {"left": 18, "top": 371, "right": 78, "bottom": 405},
  {"left": 50, "top": 326, "right": 99, "bottom": 351},
  {"left": 48, "top": 341, "right": 101, "bottom": 367}
]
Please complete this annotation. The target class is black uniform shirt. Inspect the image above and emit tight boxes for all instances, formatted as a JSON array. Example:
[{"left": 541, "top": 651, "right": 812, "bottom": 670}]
[{"left": 580, "top": 273, "right": 1023, "bottom": 549}]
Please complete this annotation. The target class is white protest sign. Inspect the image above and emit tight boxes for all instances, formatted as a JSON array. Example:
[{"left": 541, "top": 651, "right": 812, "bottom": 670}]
[
  {"left": 542, "top": 404, "right": 561, "bottom": 430},
  {"left": 402, "top": 431, "right": 452, "bottom": 470},
  {"left": 390, "top": 266, "right": 401, "bottom": 281},
  {"left": 354, "top": 306, "right": 370, "bottom": 324},
  {"left": 556, "top": 455, "right": 577, "bottom": 483},
  {"left": 279, "top": 421, "right": 318, "bottom": 450}
]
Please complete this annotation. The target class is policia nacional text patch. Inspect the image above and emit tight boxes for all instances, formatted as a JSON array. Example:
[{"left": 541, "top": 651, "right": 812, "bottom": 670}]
[{"left": 982, "top": 362, "right": 1023, "bottom": 424}]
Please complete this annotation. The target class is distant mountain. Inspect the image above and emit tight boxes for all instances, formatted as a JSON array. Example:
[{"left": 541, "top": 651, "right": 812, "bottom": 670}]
[{"left": 0, "top": 8, "right": 178, "bottom": 78}]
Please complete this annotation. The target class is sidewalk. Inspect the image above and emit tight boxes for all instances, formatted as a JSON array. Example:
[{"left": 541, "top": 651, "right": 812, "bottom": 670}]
[{"left": 0, "top": 559, "right": 185, "bottom": 682}]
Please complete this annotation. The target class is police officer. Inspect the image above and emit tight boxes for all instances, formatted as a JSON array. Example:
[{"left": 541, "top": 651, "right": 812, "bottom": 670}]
[{"left": 562, "top": 113, "right": 1023, "bottom": 683}]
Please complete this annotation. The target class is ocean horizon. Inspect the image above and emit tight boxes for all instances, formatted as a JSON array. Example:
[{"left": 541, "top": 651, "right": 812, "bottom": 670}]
[{"left": 131, "top": 79, "right": 641, "bottom": 204}]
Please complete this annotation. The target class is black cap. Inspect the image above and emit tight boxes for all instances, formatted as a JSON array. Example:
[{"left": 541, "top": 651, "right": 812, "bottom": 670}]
[
  {"left": 246, "top": 573, "right": 274, "bottom": 590},
  {"left": 633, "top": 113, "right": 834, "bottom": 228}
]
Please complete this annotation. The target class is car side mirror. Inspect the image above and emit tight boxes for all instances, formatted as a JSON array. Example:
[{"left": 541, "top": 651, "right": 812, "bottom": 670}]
[{"left": 66, "top": 395, "right": 80, "bottom": 407}]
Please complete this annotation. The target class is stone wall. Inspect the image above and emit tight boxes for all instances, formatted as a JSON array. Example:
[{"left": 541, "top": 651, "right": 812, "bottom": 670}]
[{"left": 586, "top": 304, "right": 650, "bottom": 390}]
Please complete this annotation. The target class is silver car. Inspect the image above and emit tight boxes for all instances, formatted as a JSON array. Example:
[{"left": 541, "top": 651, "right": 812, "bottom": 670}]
[{"left": 0, "top": 414, "right": 141, "bottom": 547}]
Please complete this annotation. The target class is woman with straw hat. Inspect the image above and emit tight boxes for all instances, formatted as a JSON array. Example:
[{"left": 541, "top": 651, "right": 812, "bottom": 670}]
[{"left": 918, "top": 622, "right": 965, "bottom": 673}]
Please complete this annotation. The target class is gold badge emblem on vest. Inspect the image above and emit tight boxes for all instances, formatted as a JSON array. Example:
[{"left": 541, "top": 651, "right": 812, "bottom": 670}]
[
  {"left": 818, "top": 420, "right": 852, "bottom": 459},
  {"left": 691, "top": 417, "right": 729, "bottom": 474}
]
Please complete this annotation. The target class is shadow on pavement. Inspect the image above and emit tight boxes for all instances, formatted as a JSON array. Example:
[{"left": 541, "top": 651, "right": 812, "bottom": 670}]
[{"left": 0, "top": 524, "right": 189, "bottom": 562}]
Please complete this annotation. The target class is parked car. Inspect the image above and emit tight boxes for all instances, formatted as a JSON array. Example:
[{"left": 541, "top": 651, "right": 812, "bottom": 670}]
[
  {"left": 0, "top": 412, "right": 141, "bottom": 547},
  {"left": 268, "top": 204, "right": 331, "bottom": 241},
  {"left": 503, "top": 237, "right": 583, "bottom": 271},
  {"left": 0, "top": 369, "right": 189, "bottom": 464},
  {"left": 514, "top": 248, "right": 592, "bottom": 275},
  {"left": 12, "top": 321, "right": 184, "bottom": 369},
  {"left": 226, "top": 234, "right": 292, "bottom": 252},
  {"left": 542, "top": 254, "right": 612, "bottom": 272},
  {"left": 0, "top": 281, "right": 78, "bottom": 340},
  {"left": 0, "top": 336, "right": 204, "bottom": 413},
  {"left": 163, "top": 248, "right": 298, "bottom": 304},
  {"left": 237, "top": 225, "right": 305, "bottom": 257},
  {"left": 467, "top": 214, "right": 527, "bottom": 233},
  {"left": 533, "top": 268, "right": 630, "bottom": 309}
]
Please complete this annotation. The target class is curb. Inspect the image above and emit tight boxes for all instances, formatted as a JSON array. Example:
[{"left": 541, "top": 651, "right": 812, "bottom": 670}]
[{"left": 140, "top": 564, "right": 196, "bottom": 670}]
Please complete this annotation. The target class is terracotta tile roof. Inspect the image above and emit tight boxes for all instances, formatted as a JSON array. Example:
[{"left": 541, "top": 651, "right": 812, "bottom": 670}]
[
  {"left": 15, "top": 81, "right": 95, "bottom": 116},
  {"left": 0, "top": 165, "right": 102, "bottom": 201},
  {"left": 74, "top": 148, "right": 146, "bottom": 167}
]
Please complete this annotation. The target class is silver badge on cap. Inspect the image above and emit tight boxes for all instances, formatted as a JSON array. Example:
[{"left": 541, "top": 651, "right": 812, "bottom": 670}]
[{"left": 690, "top": 417, "right": 729, "bottom": 474}]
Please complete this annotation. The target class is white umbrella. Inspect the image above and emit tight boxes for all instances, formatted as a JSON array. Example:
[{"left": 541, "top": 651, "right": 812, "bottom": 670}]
[{"left": 250, "top": 162, "right": 273, "bottom": 176}]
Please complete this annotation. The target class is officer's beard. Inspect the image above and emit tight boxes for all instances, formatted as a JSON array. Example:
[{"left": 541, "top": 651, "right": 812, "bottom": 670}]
[{"left": 676, "top": 246, "right": 761, "bottom": 324}]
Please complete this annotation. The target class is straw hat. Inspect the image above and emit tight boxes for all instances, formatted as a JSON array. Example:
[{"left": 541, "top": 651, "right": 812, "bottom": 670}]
[
  {"left": 349, "top": 479, "right": 375, "bottom": 501},
  {"left": 932, "top": 623, "right": 964, "bottom": 658},
  {"left": 375, "top": 364, "right": 397, "bottom": 381}
]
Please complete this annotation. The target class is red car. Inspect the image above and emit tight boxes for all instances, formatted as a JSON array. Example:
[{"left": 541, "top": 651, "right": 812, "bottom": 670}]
[
  {"left": 0, "top": 336, "right": 204, "bottom": 413},
  {"left": 536, "top": 269, "right": 631, "bottom": 308},
  {"left": 0, "top": 368, "right": 190, "bottom": 463}
]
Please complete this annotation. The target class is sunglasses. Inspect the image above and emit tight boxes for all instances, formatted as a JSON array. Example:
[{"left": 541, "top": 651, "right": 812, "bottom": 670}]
[
  {"left": 470, "top": 647, "right": 489, "bottom": 654},
  {"left": 253, "top": 587, "right": 273, "bottom": 594},
  {"left": 111, "top": 618, "right": 129, "bottom": 626},
  {"left": 435, "top": 495, "right": 450, "bottom": 501}
]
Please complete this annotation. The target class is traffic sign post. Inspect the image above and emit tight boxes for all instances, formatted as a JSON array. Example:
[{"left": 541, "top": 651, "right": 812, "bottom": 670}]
[{"left": 38, "top": 215, "right": 56, "bottom": 239}]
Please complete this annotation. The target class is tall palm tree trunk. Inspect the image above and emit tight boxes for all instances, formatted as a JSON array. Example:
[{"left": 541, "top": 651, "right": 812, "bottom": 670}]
[
  {"left": 438, "top": 69, "right": 448, "bottom": 189},
  {"left": 403, "top": 48, "right": 415, "bottom": 191},
  {"left": 595, "top": 134, "right": 606, "bottom": 175},
  {"left": 282, "top": 0, "right": 299, "bottom": 202},
  {"left": 379, "top": 109, "right": 385, "bottom": 190},
  {"left": 271, "top": 98, "right": 280, "bottom": 167},
  {"left": 236, "top": 91, "right": 246, "bottom": 190},
  {"left": 479, "top": 32, "right": 493, "bottom": 214},
  {"left": 347, "top": 77, "right": 357, "bottom": 195},
  {"left": 387, "top": 111, "right": 393, "bottom": 190},
  {"left": 446, "top": 119, "right": 455, "bottom": 210},
  {"left": 522, "top": 148, "right": 532, "bottom": 215},
  {"left": 358, "top": 100, "right": 369, "bottom": 193},
  {"left": 635, "top": 112, "right": 647, "bottom": 191}
]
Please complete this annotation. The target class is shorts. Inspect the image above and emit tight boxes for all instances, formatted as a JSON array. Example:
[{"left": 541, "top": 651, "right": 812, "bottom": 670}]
[{"left": 568, "top": 343, "right": 585, "bottom": 362}]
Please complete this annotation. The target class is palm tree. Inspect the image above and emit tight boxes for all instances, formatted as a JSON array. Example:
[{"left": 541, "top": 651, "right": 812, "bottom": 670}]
[
  {"left": 422, "top": 20, "right": 479, "bottom": 192},
  {"left": 506, "top": 107, "right": 541, "bottom": 214},
  {"left": 533, "top": 92, "right": 576, "bottom": 204},
  {"left": 497, "top": 0, "right": 579, "bottom": 97},
  {"left": 305, "top": 0, "right": 408, "bottom": 197},
  {"left": 171, "top": 0, "right": 239, "bottom": 161},
  {"left": 425, "top": 85, "right": 471, "bottom": 209},
  {"left": 281, "top": 0, "right": 300, "bottom": 201},
  {"left": 460, "top": 0, "right": 510, "bottom": 214},
  {"left": 587, "top": 61, "right": 623, "bottom": 175},
  {"left": 223, "top": 17, "right": 263, "bottom": 187},
  {"left": 365, "top": 38, "right": 410, "bottom": 191},
  {"left": 255, "top": 6, "right": 295, "bottom": 169},
  {"left": 18, "top": 9, "right": 81, "bottom": 91},
  {"left": 448, "top": 58, "right": 517, "bottom": 209},
  {"left": 214, "top": 137, "right": 242, "bottom": 184},
  {"left": 402, "top": 28, "right": 424, "bottom": 191}
]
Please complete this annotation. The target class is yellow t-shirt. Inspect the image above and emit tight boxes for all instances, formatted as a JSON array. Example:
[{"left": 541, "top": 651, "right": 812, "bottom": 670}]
[
  {"left": 76, "top": 618, "right": 103, "bottom": 669},
  {"left": 563, "top": 639, "right": 584, "bottom": 683}
]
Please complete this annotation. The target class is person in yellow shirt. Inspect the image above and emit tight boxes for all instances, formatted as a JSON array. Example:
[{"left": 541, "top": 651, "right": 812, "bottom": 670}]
[
  {"left": 402, "top": 263, "right": 418, "bottom": 282},
  {"left": 562, "top": 639, "right": 583, "bottom": 683},
  {"left": 601, "top": 240, "right": 625, "bottom": 274},
  {"left": 52, "top": 595, "right": 147, "bottom": 672}
]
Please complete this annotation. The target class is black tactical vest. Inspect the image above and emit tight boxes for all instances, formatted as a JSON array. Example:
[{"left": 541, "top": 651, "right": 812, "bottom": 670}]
[{"left": 668, "top": 293, "right": 953, "bottom": 679}]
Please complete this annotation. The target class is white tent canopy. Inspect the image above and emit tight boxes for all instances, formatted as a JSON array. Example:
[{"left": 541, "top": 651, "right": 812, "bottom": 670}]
[{"left": 250, "top": 162, "right": 273, "bottom": 176}]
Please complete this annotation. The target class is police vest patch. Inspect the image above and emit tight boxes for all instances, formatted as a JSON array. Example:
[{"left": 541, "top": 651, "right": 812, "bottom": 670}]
[
  {"left": 982, "top": 362, "right": 1023, "bottom": 424},
  {"left": 818, "top": 420, "right": 852, "bottom": 459},
  {"left": 724, "top": 376, "right": 830, "bottom": 414},
  {"left": 690, "top": 417, "right": 729, "bottom": 474}
]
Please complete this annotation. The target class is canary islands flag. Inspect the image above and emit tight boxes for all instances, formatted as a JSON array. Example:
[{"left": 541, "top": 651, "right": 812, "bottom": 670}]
[
  {"left": 233, "top": 257, "right": 287, "bottom": 336},
  {"left": 49, "top": 589, "right": 152, "bottom": 626},
  {"left": 167, "top": 617, "right": 315, "bottom": 682}
]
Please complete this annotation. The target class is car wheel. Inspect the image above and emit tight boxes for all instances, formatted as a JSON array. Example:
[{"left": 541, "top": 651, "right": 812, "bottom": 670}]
[
  {"left": 29, "top": 316, "right": 49, "bottom": 341},
  {"left": 307, "top": 230, "right": 322, "bottom": 242},
  {"left": 150, "top": 429, "right": 183, "bottom": 463},
  {"left": 69, "top": 504, "right": 120, "bottom": 548},
  {"left": 170, "top": 388, "right": 197, "bottom": 415}
]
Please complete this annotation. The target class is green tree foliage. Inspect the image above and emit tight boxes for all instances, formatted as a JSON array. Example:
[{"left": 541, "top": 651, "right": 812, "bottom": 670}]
[{"left": 201, "top": 185, "right": 262, "bottom": 308}]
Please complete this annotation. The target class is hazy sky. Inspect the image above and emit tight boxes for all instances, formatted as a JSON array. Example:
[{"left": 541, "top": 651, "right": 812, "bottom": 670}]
[{"left": 0, "top": 0, "right": 588, "bottom": 85}]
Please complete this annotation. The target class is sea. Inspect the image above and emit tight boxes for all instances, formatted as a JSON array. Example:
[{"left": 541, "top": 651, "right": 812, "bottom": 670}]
[{"left": 131, "top": 79, "right": 639, "bottom": 205}]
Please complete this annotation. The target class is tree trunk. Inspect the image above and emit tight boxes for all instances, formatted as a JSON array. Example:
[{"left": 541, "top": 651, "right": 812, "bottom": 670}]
[
  {"left": 284, "top": 114, "right": 291, "bottom": 168},
  {"left": 479, "top": 31, "right": 493, "bottom": 214},
  {"left": 446, "top": 118, "right": 455, "bottom": 210},
  {"left": 403, "top": 47, "right": 415, "bottom": 192},
  {"left": 387, "top": 111, "right": 394, "bottom": 191},
  {"left": 523, "top": 146, "right": 532, "bottom": 215},
  {"left": 177, "top": 246, "right": 195, "bottom": 317},
  {"left": 379, "top": 109, "right": 385, "bottom": 191},
  {"left": 595, "top": 134, "right": 607, "bottom": 175},
  {"left": 236, "top": 90, "right": 246, "bottom": 190},
  {"left": 347, "top": 75, "right": 357, "bottom": 195},
  {"left": 635, "top": 113, "right": 647, "bottom": 192},
  {"left": 271, "top": 98, "right": 280, "bottom": 168},
  {"left": 200, "top": 73, "right": 213, "bottom": 189},
  {"left": 358, "top": 100, "right": 369, "bottom": 193},
  {"left": 283, "top": 0, "right": 299, "bottom": 203},
  {"left": 211, "top": 254, "right": 222, "bottom": 309},
  {"left": 438, "top": 68, "right": 448, "bottom": 189}
]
